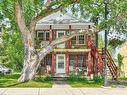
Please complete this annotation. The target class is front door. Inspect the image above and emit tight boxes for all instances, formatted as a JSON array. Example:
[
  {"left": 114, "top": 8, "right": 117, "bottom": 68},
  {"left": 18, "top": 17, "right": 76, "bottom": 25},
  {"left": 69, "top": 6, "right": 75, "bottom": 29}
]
[{"left": 56, "top": 54, "right": 65, "bottom": 74}]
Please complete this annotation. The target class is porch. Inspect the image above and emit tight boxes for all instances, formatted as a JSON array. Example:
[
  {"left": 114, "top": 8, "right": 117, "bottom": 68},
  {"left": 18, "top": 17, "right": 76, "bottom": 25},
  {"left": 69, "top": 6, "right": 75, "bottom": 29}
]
[{"left": 38, "top": 48, "right": 99, "bottom": 79}]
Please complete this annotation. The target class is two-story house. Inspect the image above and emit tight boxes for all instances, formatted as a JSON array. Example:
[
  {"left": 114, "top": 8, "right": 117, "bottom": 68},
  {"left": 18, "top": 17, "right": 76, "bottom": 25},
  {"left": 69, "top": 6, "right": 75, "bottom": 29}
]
[{"left": 35, "top": 11, "right": 118, "bottom": 79}]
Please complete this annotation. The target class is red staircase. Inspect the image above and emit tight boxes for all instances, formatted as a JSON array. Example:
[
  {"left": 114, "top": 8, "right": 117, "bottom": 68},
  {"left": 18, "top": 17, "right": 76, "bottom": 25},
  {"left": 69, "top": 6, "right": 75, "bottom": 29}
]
[
  {"left": 91, "top": 45, "right": 118, "bottom": 80},
  {"left": 98, "top": 49, "right": 118, "bottom": 80}
]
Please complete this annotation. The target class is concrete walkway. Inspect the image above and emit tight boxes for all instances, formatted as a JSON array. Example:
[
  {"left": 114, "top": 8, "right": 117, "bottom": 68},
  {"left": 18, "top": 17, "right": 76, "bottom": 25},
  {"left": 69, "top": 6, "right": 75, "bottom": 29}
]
[
  {"left": 0, "top": 88, "right": 127, "bottom": 95},
  {"left": 52, "top": 81, "right": 71, "bottom": 88}
]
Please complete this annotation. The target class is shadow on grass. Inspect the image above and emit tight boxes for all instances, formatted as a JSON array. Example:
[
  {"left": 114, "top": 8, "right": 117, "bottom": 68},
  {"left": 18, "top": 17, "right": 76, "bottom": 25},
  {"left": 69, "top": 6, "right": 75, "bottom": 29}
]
[
  {"left": 0, "top": 74, "right": 53, "bottom": 88},
  {"left": 6, "top": 82, "right": 24, "bottom": 87}
]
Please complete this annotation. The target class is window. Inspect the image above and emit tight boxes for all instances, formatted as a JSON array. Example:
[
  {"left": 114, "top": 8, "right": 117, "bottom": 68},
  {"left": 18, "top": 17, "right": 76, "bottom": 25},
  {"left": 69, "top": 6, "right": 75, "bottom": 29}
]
[
  {"left": 78, "top": 35, "right": 84, "bottom": 44},
  {"left": 46, "top": 32, "right": 49, "bottom": 40},
  {"left": 37, "top": 31, "right": 50, "bottom": 41},
  {"left": 72, "top": 37, "right": 76, "bottom": 45},
  {"left": 58, "top": 32, "right": 64, "bottom": 38},
  {"left": 38, "top": 32, "right": 44, "bottom": 40}
]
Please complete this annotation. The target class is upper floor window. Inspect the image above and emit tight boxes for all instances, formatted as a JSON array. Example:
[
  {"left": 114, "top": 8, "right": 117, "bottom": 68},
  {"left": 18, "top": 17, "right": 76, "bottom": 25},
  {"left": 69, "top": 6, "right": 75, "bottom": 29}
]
[
  {"left": 78, "top": 35, "right": 84, "bottom": 44},
  {"left": 38, "top": 32, "right": 44, "bottom": 40},
  {"left": 37, "top": 31, "right": 49, "bottom": 41},
  {"left": 46, "top": 32, "right": 49, "bottom": 40},
  {"left": 71, "top": 35, "right": 85, "bottom": 45}
]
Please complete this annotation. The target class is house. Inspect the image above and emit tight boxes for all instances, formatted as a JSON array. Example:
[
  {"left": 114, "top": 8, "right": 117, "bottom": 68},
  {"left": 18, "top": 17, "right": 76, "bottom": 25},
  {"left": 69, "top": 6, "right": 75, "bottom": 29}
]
[
  {"left": 35, "top": 11, "right": 118, "bottom": 79},
  {"left": 119, "top": 41, "right": 127, "bottom": 77}
]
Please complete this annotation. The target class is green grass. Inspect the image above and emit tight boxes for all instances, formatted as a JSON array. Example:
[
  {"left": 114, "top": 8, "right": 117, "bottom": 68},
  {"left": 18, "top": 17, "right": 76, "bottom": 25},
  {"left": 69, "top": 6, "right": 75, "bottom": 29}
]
[
  {"left": 67, "top": 75, "right": 104, "bottom": 88},
  {"left": 68, "top": 81, "right": 103, "bottom": 88},
  {"left": 119, "top": 77, "right": 127, "bottom": 80},
  {"left": 0, "top": 74, "right": 53, "bottom": 88}
]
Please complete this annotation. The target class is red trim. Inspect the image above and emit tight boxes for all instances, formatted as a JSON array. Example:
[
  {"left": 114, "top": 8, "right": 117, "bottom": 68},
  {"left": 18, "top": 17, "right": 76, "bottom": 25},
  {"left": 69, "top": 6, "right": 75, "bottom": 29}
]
[
  {"left": 52, "top": 51, "right": 55, "bottom": 76},
  {"left": 66, "top": 51, "right": 69, "bottom": 75},
  {"left": 87, "top": 35, "right": 92, "bottom": 77},
  {"left": 93, "top": 48, "right": 97, "bottom": 75}
]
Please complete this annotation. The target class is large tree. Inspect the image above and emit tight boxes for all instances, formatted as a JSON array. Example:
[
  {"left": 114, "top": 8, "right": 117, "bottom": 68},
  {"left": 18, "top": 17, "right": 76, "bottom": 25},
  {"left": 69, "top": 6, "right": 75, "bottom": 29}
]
[
  {"left": 1, "top": 0, "right": 81, "bottom": 82},
  {"left": 0, "top": 0, "right": 127, "bottom": 82}
]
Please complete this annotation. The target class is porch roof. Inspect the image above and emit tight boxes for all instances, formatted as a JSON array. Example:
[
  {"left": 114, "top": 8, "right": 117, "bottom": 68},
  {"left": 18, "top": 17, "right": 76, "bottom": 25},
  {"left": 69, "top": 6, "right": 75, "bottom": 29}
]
[{"left": 35, "top": 11, "right": 95, "bottom": 30}]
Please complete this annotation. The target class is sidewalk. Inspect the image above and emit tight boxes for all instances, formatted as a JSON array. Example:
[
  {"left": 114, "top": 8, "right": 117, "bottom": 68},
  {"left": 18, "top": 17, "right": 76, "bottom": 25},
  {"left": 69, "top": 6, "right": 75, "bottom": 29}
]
[
  {"left": 0, "top": 88, "right": 127, "bottom": 95},
  {"left": 52, "top": 80, "right": 71, "bottom": 88}
]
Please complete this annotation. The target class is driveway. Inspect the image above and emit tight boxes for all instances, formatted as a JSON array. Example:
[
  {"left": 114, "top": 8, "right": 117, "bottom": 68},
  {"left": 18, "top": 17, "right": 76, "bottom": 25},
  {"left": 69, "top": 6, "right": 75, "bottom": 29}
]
[{"left": 0, "top": 88, "right": 127, "bottom": 95}]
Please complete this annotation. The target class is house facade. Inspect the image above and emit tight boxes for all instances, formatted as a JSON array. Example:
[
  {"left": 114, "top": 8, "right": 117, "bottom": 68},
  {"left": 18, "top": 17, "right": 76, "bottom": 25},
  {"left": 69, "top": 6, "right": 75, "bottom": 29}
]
[
  {"left": 35, "top": 11, "right": 118, "bottom": 79},
  {"left": 119, "top": 41, "right": 127, "bottom": 77}
]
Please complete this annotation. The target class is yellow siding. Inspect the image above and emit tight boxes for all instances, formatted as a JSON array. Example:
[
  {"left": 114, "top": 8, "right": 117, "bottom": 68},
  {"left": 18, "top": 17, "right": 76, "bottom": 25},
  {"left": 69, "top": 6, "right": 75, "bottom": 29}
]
[{"left": 119, "top": 42, "right": 127, "bottom": 77}]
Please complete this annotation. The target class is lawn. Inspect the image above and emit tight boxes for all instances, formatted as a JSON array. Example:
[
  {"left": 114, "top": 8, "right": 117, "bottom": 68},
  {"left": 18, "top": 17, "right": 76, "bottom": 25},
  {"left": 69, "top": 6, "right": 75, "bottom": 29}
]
[
  {"left": 67, "top": 76, "right": 104, "bottom": 88},
  {"left": 0, "top": 74, "right": 53, "bottom": 88}
]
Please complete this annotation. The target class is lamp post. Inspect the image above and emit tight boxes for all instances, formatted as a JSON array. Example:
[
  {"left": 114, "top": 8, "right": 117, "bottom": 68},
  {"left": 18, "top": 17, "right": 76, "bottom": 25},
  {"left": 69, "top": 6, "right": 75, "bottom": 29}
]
[{"left": 103, "top": 0, "right": 108, "bottom": 87}]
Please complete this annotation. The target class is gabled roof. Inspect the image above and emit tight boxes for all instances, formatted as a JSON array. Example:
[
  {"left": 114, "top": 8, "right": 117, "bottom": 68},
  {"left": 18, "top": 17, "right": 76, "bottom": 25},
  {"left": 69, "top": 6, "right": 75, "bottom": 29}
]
[
  {"left": 37, "top": 11, "right": 87, "bottom": 24},
  {"left": 36, "top": 11, "right": 94, "bottom": 30}
]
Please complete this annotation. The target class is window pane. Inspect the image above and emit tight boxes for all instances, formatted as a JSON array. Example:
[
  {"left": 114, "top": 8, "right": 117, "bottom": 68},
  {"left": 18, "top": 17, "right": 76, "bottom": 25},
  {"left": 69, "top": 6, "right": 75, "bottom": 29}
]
[
  {"left": 58, "top": 62, "right": 64, "bottom": 68},
  {"left": 46, "top": 32, "right": 49, "bottom": 40},
  {"left": 79, "top": 35, "right": 84, "bottom": 44},
  {"left": 38, "top": 32, "right": 44, "bottom": 40},
  {"left": 72, "top": 37, "right": 76, "bottom": 44},
  {"left": 58, "top": 56, "right": 64, "bottom": 60},
  {"left": 58, "top": 32, "right": 64, "bottom": 37}
]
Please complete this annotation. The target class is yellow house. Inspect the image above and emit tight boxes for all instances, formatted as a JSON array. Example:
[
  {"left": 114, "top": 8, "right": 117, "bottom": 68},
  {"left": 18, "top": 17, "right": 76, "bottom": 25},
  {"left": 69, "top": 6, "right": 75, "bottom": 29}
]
[{"left": 119, "top": 41, "right": 127, "bottom": 77}]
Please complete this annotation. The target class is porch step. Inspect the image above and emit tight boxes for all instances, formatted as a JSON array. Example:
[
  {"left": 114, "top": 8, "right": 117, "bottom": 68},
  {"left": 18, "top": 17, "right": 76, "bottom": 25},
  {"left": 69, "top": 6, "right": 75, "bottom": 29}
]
[
  {"left": 53, "top": 77, "right": 67, "bottom": 81},
  {"left": 53, "top": 73, "right": 68, "bottom": 81}
]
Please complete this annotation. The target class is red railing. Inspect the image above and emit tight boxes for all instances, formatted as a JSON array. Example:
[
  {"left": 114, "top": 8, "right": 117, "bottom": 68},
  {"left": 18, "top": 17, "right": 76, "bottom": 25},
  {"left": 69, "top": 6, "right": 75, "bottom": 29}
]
[{"left": 91, "top": 46, "right": 118, "bottom": 80}]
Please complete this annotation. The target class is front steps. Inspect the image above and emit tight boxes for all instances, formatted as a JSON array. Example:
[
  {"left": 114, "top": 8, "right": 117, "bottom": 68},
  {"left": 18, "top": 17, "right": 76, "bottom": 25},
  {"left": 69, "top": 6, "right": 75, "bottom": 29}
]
[{"left": 53, "top": 73, "right": 68, "bottom": 81}]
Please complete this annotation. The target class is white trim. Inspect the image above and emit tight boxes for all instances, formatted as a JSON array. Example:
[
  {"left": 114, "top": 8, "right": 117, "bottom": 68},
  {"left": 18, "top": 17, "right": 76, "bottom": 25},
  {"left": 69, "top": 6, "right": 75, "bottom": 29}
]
[
  {"left": 35, "top": 24, "right": 94, "bottom": 30},
  {"left": 56, "top": 31, "right": 65, "bottom": 38}
]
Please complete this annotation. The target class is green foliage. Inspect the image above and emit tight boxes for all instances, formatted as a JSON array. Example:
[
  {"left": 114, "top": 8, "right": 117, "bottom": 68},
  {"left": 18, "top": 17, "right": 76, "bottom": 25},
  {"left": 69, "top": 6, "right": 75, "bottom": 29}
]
[
  {"left": 109, "top": 39, "right": 125, "bottom": 48},
  {"left": 117, "top": 53, "right": 124, "bottom": 69},
  {"left": 93, "top": 76, "right": 104, "bottom": 83},
  {"left": 98, "top": 34, "right": 104, "bottom": 49},
  {"left": 67, "top": 74, "right": 87, "bottom": 81},
  {"left": 37, "top": 75, "right": 52, "bottom": 82},
  {"left": 0, "top": 31, "right": 24, "bottom": 71}
]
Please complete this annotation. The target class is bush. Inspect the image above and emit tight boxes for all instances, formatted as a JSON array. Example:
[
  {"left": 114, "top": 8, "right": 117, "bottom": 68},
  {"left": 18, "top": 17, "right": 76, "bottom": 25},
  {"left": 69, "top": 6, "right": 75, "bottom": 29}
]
[
  {"left": 67, "top": 74, "right": 87, "bottom": 81},
  {"left": 36, "top": 75, "right": 52, "bottom": 82},
  {"left": 93, "top": 76, "right": 104, "bottom": 83}
]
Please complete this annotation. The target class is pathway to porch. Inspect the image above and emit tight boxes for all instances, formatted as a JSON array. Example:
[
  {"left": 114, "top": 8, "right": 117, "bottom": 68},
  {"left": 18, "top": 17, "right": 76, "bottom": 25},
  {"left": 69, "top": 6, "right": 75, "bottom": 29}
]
[{"left": 52, "top": 80, "right": 71, "bottom": 88}]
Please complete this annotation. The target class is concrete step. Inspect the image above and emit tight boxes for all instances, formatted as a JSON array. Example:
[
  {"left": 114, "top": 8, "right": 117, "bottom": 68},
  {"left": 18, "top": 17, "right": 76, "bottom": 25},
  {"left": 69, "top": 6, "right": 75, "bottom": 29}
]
[{"left": 53, "top": 77, "right": 67, "bottom": 81}]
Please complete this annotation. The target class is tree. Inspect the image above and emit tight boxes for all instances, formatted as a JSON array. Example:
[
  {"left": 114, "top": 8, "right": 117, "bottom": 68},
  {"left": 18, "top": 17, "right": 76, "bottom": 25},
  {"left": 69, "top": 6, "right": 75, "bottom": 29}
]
[{"left": 0, "top": 31, "right": 24, "bottom": 71}]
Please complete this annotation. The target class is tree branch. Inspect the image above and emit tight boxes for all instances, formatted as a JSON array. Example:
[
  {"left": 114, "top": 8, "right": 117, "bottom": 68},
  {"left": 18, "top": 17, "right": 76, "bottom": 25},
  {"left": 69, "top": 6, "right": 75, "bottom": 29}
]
[
  {"left": 29, "top": 0, "right": 80, "bottom": 31},
  {"left": 14, "top": 0, "right": 29, "bottom": 35}
]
